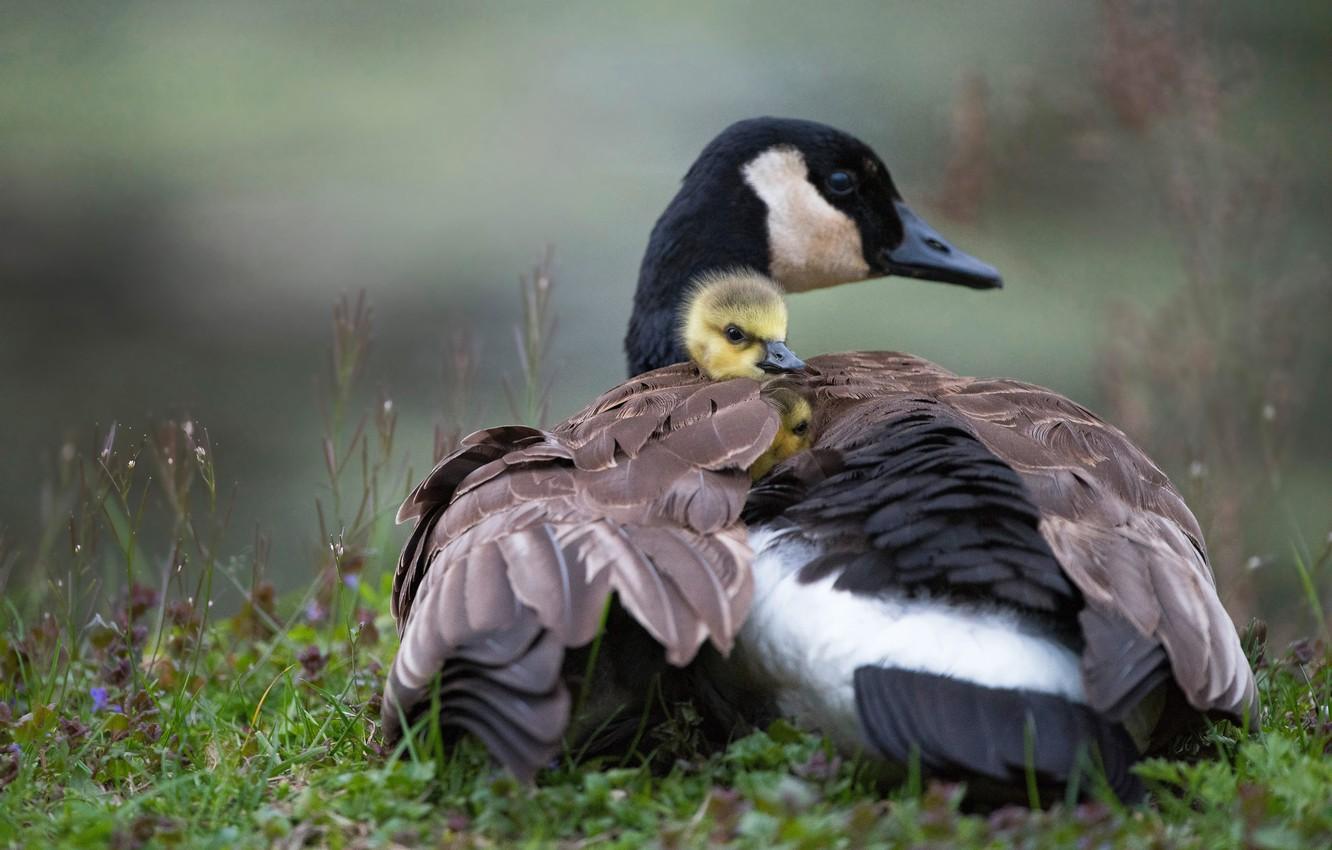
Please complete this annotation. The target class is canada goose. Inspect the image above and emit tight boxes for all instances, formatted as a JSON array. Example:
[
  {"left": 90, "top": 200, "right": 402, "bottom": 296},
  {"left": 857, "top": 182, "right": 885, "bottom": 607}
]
[
  {"left": 619, "top": 117, "right": 1256, "bottom": 803},
  {"left": 387, "top": 116, "right": 1256, "bottom": 802},
  {"left": 383, "top": 270, "right": 808, "bottom": 777}
]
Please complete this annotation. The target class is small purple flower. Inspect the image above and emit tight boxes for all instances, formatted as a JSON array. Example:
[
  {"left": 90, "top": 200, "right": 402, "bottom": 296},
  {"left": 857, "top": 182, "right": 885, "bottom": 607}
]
[
  {"left": 305, "top": 601, "right": 326, "bottom": 624},
  {"left": 90, "top": 687, "right": 122, "bottom": 714},
  {"left": 342, "top": 573, "right": 360, "bottom": 591}
]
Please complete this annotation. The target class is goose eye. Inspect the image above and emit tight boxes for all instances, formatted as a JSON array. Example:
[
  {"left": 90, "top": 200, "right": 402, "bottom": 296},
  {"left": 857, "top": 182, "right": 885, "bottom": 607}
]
[
  {"left": 792, "top": 421, "right": 809, "bottom": 436},
  {"left": 825, "top": 170, "right": 856, "bottom": 195},
  {"left": 724, "top": 325, "right": 746, "bottom": 344}
]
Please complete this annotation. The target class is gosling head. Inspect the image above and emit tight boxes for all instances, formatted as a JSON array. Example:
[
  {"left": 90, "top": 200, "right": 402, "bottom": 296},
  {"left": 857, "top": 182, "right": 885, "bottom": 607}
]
[
  {"left": 679, "top": 270, "right": 805, "bottom": 380},
  {"left": 750, "top": 386, "right": 814, "bottom": 481}
]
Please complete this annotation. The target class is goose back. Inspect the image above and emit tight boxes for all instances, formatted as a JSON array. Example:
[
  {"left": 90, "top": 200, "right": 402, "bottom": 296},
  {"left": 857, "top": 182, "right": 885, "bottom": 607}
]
[{"left": 747, "top": 351, "right": 1257, "bottom": 742}]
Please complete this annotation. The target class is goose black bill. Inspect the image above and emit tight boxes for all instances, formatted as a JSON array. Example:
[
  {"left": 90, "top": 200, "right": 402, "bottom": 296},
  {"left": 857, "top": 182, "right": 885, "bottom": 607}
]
[{"left": 880, "top": 201, "right": 1003, "bottom": 290}]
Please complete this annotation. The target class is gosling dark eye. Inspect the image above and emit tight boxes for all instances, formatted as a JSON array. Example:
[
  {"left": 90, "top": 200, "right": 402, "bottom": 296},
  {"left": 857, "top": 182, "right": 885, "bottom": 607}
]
[
  {"left": 825, "top": 170, "right": 856, "bottom": 195},
  {"left": 792, "top": 422, "right": 809, "bottom": 436},
  {"left": 724, "top": 325, "right": 746, "bottom": 344}
]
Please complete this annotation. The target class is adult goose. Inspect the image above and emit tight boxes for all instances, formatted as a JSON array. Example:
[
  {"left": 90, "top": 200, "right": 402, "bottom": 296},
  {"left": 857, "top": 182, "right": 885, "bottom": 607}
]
[
  {"left": 622, "top": 117, "right": 1256, "bottom": 802},
  {"left": 385, "top": 117, "right": 1257, "bottom": 801}
]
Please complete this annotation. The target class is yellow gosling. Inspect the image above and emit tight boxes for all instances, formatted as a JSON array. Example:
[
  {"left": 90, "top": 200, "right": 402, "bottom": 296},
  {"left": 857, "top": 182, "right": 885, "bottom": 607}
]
[
  {"left": 679, "top": 270, "right": 803, "bottom": 380},
  {"left": 750, "top": 387, "right": 814, "bottom": 480}
]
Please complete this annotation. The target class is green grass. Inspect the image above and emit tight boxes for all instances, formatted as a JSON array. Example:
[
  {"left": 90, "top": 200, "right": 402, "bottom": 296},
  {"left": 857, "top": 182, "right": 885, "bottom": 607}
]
[
  {"left": 0, "top": 414, "right": 1329, "bottom": 850},
  {"left": 1, "top": 569, "right": 1330, "bottom": 849}
]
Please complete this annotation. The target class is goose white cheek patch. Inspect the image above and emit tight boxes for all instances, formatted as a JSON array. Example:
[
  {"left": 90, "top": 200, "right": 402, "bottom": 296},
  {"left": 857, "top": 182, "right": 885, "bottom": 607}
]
[{"left": 742, "top": 147, "right": 871, "bottom": 293}]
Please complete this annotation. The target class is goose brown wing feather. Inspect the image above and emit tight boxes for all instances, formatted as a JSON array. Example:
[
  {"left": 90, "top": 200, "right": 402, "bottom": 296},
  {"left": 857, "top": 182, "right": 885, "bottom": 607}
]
[
  {"left": 396, "top": 426, "right": 547, "bottom": 524},
  {"left": 792, "top": 352, "right": 1257, "bottom": 727},
  {"left": 936, "top": 377, "right": 1254, "bottom": 723},
  {"left": 383, "top": 365, "right": 775, "bottom": 776},
  {"left": 391, "top": 425, "right": 546, "bottom": 623}
]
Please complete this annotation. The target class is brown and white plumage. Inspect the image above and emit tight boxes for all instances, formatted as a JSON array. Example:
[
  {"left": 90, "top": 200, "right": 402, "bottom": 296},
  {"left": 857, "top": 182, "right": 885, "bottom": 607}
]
[
  {"left": 385, "top": 117, "right": 1256, "bottom": 801},
  {"left": 727, "top": 352, "right": 1256, "bottom": 801},
  {"left": 383, "top": 368, "right": 779, "bottom": 778},
  {"left": 834, "top": 353, "right": 1251, "bottom": 722}
]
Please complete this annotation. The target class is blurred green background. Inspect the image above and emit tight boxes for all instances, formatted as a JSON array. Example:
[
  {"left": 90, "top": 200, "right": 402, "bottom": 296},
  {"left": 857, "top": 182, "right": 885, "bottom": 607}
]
[{"left": 2, "top": 2, "right": 1328, "bottom": 630}]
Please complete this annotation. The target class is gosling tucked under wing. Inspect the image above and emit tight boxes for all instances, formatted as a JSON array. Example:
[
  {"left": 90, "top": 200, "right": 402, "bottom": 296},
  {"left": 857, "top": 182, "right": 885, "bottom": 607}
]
[{"left": 621, "top": 118, "right": 1256, "bottom": 801}]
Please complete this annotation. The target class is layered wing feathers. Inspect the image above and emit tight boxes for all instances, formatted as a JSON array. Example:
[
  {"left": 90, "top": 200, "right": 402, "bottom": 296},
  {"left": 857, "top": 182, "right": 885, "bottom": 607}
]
[
  {"left": 383, "top": 365, "right": 777, "bottom": 777},
  {"left": 783, "top": 352, "right": 1256, "bottom": 727}
]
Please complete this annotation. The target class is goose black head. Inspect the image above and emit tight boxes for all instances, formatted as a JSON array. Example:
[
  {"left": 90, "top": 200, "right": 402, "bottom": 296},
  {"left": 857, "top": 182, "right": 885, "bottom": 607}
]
[{"left": 627, "top": 116, "right": 1002, "bottom": 375}]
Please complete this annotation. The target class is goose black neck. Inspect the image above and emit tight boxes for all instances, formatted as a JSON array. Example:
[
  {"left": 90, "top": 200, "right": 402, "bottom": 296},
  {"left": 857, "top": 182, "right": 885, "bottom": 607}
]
[{"left": 624, "top": 164, "right": 770, "bottom": 377}]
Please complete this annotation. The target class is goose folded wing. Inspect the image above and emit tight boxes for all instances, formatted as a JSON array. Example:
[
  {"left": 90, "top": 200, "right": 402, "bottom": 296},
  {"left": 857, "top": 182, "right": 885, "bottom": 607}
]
[
  {"left": 931, "top": 377, "right": 1258, "bottom": 729},
  {"left": 384, "top": 374, "right": 778, "bottom": 777},
  {"left": 392, "top": 425, "right": 548, "bottom": 624},
  {"left": 800, "top": 355, "right": 1257, "bottom": 732}
]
